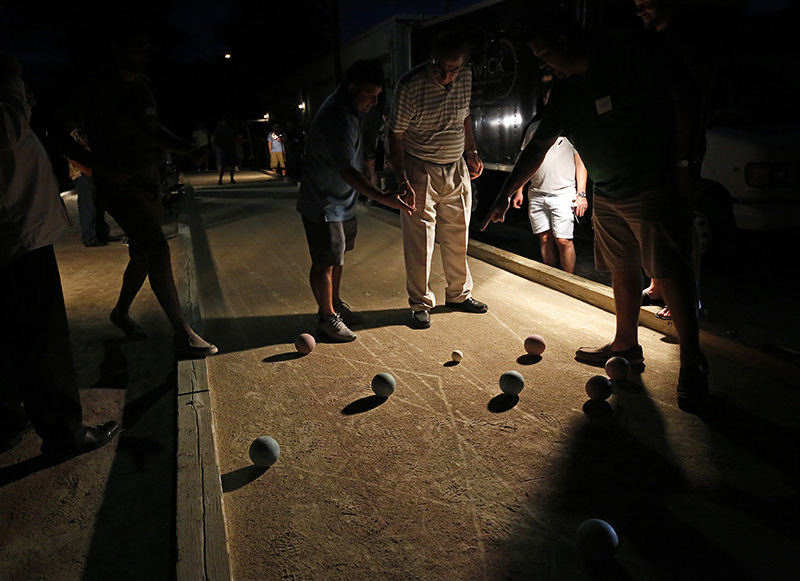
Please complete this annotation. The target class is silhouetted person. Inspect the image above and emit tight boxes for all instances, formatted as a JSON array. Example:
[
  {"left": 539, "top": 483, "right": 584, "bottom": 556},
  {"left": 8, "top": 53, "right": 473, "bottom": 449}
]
[
  {"left": 213, "top": 116, "right": 237, "bottom": 184},
  {"left": 191, "top": 122, "right": 211, "bottom": 172},
  {"left": 635, "top": 0, "right": 715, "bottom": 320},
  {"left": 85, "top": 30, "right": 217, "bottom": 357},
  {"left": 483, "top": 24, "right": 708, "bottom": 412},
  {"left": 60, "top": 117, "right": 116, "bottom": 247},
  {"left": 1, "top": 51, "right": 120, "bottom": 457}
]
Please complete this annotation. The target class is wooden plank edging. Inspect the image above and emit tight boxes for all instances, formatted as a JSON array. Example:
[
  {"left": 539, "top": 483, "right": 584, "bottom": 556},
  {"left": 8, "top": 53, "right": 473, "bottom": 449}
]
[
  {"left": 175, "top": 186, "right": 232, "bottom": 580},
  {"left": 362, "top": 203, "right": 677, "bottom": 338}
]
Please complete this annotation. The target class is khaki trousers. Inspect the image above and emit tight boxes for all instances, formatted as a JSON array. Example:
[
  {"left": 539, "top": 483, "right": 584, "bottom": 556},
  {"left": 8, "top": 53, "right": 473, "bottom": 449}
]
[{"left": 401, "top": 154, "right": 473, "bottom": 310}]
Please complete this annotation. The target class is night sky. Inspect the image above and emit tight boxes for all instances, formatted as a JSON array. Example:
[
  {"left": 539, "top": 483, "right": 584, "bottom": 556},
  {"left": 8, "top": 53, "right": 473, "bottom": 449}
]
[
  {"left": 1, "top": 0, "right": 794, "bottom": 134},
  {"left": 0, "top": 0, "right": 486, "bottom": 130}
]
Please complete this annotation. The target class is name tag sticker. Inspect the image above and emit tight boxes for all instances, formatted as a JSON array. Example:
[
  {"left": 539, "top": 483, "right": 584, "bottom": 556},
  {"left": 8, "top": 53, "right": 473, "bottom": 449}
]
[{"left": 595, "top": 96, "right": 612, "bottom": 115}]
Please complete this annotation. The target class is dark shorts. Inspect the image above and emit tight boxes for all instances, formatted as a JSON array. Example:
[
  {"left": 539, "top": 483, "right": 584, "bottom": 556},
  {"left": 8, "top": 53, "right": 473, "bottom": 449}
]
[
  {"left": 301, "top": 216, "right": 357, "bottom": 266},
  {"left": 592, "top": 189, "right": 693, "bottom": 279},
  {"left": 96, "top": 179, "right": 167, "bottom": 255}
]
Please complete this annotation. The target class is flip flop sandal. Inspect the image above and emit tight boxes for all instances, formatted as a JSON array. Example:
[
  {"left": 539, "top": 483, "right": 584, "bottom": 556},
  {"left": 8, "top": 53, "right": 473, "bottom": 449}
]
[
  {"left": 641, "top": 289, "right": 666, "bottom": 307},
  {"left": 655, "top": 307, "right": 672, "bottom": 320}
]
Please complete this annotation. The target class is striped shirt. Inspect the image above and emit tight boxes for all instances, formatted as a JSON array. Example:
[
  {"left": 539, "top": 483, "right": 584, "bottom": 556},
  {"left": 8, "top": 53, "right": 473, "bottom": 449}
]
[{"left": 389, "top": 62, "right": 472, "bottom": 164}]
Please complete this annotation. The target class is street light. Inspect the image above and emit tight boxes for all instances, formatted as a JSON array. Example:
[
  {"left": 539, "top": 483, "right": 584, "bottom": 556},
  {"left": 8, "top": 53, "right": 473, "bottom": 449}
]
[
  {"left": 263, "top": 113, "right": 270, "bottom": 121},
  {"left": 224, "top": 53, "right": 231, "bottom": 59},
  {"left": 298, "top": 102, "right": 306, "bottom": 111}
]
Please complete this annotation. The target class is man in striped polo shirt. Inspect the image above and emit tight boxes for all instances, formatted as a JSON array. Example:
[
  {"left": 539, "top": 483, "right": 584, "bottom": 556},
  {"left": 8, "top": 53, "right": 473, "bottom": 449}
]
[{"left": 388, "top": 30, "right": 488, "bottom": 330}]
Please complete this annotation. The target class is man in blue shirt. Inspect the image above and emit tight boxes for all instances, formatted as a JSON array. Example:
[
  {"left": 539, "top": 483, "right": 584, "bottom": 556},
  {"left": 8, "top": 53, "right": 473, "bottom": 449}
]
[{"left": 297, "top": 60, "right": 414, "bottom": 342}]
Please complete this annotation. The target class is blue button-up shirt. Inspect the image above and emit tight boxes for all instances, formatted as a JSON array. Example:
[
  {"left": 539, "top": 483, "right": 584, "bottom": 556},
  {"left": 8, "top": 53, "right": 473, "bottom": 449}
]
[{"left": 297, "top": 87, "right": 362, "bottom": 222}]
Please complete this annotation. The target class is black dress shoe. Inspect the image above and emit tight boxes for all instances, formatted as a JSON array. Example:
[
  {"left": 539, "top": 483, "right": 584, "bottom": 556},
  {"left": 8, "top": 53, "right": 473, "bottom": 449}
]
[
  {"left": 41, "top": 421, "right": 121, "bottom": 459},
  {"left": 445, "top": 297, "right": 488, "bottom": 313},
  {"left": 0, "top": 420, "right": 33, "bottom": 453}
]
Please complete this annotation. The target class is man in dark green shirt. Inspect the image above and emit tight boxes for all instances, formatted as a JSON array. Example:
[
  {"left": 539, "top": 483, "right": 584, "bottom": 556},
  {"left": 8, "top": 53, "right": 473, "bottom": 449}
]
[{"left": 482, "top": 27, "right": 708, "bottom": 412}]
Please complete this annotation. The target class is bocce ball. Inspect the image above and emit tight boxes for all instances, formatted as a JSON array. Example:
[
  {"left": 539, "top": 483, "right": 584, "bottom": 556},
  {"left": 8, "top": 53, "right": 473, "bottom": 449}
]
[
  {"left": 249, "top": 436, "right": 280, "bottom": 467},
  {"left": 604, "top": 356, "right": 629, "bottom": 381},
  {"left": 294, "top": 333, "right": 315, "bottom": 355},
  {"left": 499, "top": 370, "right": 525, "bottom": 395},
  {"left": 585, "top": 375, "right": 612, "bottom": 400},
  {"left": 451, "top": 350, "right": 463, "bottom": 363},
  {"left": 576, "top": 518, "right": 619, "bottom": 559},
  {"left": 371, "top": 372, "right": 396, "bottom": 397},
  {"left": 524, "top": 334, "right": 546, "bottom": 356}
]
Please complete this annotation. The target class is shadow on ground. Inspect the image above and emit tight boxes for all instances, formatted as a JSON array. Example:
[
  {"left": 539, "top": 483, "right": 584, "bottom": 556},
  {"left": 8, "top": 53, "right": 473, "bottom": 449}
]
[{"left": 496, "top": 376, "right": 800, "bottom": 579}]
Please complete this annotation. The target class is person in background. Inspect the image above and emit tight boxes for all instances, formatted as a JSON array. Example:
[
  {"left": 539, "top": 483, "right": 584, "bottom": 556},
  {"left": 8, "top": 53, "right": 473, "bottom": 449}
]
[
  {"left": 62, "top": 118, "right": 114, "bottom": 247},
  {"left": 213, "top": 117, "right": 237, "bottom": 184},
  {"left": 512, "top": 130, "right": 588, "bottom": 274},
  {"left": 190, "top": 122, "right": 210, "bottom": 172},
  {"left": 268, "top": 123, "right": 286, "bottom": 177}
]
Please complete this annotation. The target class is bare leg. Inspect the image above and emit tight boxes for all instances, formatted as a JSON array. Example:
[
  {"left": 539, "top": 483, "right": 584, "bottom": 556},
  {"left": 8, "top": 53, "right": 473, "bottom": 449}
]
[
  {"left": 644, "top": 278, "right": 662, "bottom": 300},
  {"left": 538, "top": 231, "right": 558, "bottom": 268},
  {"left": 146, "top": 245, "right": 214, "bottom": 350},
  {"left": 331, "top": 265, "right": 343, "bottom": 305},
  {"left": 610, "top": 269, "right": 642, "bottom": 351},
  {"left": 114, "top": 253, "right": 148, "bottom": 315},
  {"left": 555, "top": 238, "right": 576, "bottom": 274},
  {"left": 657, "top": 276, "right": 702, "bottom": 368},
  {"left": 145, "top": 245, "right": 187, "bottom": 333},
  {"left": 310, "top": 264, "right": 335, "bottom": 317}
]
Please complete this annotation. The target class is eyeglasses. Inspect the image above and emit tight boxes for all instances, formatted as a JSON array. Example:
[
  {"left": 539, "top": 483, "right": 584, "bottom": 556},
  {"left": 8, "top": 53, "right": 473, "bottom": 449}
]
[{"left": 431, "top": 59, "right": 467, "bottom": 76}]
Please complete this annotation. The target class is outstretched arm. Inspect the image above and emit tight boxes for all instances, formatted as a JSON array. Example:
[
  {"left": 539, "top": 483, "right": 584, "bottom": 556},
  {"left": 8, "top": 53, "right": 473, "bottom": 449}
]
[
  {"left": 339, "top": 166, "right": 414, "bottom": 214},
  {"left": 480, "top": 135, "right": 556, "bottom": 230}
]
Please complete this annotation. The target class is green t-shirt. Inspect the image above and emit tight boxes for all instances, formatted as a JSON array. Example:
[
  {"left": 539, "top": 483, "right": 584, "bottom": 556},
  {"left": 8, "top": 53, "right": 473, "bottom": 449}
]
[{"left": 534, "top": 44, "right": 675, "bottom": 200}]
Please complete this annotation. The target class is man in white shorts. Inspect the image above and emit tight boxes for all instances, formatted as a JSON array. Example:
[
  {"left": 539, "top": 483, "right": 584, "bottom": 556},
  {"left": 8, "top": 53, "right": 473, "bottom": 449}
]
[{"left": 511, "top": 135, "right": 587, "bottom": 273}]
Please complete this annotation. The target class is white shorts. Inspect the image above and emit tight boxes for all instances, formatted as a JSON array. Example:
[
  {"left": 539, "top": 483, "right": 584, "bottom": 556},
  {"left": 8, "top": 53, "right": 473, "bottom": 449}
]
[{"left": 528, "top": 189, "right": 575, "bottom": 239}]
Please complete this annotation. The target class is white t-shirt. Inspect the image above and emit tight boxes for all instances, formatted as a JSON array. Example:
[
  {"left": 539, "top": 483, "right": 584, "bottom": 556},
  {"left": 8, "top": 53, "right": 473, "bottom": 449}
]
[{"left": 528, "top": 136, "right": 576, "bottom": 197}]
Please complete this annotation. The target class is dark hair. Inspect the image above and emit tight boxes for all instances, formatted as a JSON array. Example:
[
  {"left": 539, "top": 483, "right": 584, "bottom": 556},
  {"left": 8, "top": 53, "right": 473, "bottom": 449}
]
[
  {"left": 525, "top": 16, "right": 589, "bottom": 56},
  {"left": 431, "top": 30, "right": 469, "bottom": 61},
  {"left": 342, "top": 59, "right": 384, "bottom": 88}
]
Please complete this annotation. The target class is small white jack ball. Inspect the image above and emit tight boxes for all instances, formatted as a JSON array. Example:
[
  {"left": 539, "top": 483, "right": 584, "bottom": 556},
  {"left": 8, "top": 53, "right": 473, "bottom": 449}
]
[{"left": 451, "top": 350, "right": 463, "bottom": 363}]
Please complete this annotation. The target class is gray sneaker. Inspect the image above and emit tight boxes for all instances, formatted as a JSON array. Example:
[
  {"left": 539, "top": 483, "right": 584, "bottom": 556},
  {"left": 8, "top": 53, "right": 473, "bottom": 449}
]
[
  {"left": 317, "top": 312, "right": 357, "bottom": 342},
  {"left": 334, "top": 299, "right": 363, "bottom": 324},
  {"left": 410, "top": 309, "right": 431, "bottom": 329}
]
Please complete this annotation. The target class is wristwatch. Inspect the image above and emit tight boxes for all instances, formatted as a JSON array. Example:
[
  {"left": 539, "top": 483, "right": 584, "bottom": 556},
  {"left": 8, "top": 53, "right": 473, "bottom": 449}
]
[{"left": 576, "top": 192, "right": 587, "bottom": 197}]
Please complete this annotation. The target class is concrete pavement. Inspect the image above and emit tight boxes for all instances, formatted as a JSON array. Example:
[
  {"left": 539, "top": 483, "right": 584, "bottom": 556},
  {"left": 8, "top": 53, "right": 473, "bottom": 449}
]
[
  {"left": 184, "top": 173, "right": 799, "bottom": 579},
  {"left": 2, "top": 170, "right": 798, "bottom": 580}
]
